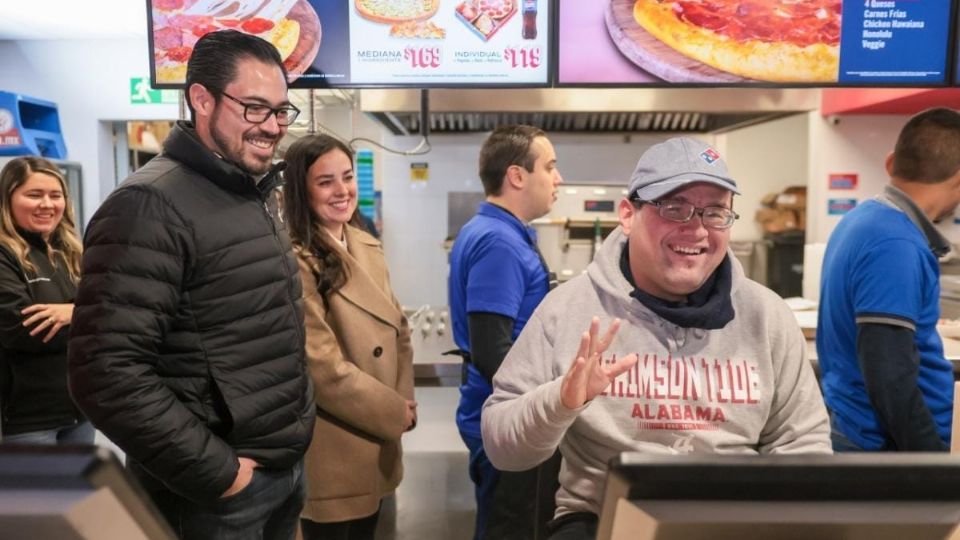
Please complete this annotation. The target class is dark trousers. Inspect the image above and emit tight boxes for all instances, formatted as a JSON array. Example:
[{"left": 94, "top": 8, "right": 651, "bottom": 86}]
[
  {"left": 300, "top": 507, "right": 381, "bottom": 540},
  {"left": 461, "top": 431, "right": 562, "bottom": 540},
  {"left": 153, "top": 460, "right": 305, "bottom": 540},
  {"left": 485, "top": 451, "right": 562, "bottom": 540},
  {"left": 546, "top": 513, "right": 598, "bottom": 540},
  {"left": 461, "top": 431, "right": 497, "bottom": 540}
]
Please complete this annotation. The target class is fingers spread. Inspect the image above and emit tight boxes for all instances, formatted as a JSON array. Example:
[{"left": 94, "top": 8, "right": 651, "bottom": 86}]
[
  {"left": 597, "top": 318, "right": 621, "bottom": 352},
  {"left": 587, "top": 317, "right": 600, "bottom": 356},
  {"left": 575, "top": 330, "right": 590, "bottom": 363},
  {"left": 605, "top": 352, "right": 639, "bottom": 379}
]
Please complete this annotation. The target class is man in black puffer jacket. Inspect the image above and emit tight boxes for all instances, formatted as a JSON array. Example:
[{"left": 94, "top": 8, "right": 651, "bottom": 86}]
[{"left": 68, "top": 30, "right": 314, "bottom": 540}]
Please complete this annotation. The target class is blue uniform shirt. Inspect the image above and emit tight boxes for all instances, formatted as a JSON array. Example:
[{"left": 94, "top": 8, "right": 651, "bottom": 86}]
[
  {"left": 449, "top": 202, "right": 549, "bottom": 437},
  {"left": 818, "top": 191, "right": 953, "bottom": 449}
]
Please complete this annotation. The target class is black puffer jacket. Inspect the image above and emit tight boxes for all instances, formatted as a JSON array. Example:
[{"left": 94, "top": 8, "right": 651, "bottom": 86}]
[
  {"left": 0, "top": 232, "right": 82, "bottom": 435},
  {"left": 68, "top": 121, "right": 315, "bottom": 503}
]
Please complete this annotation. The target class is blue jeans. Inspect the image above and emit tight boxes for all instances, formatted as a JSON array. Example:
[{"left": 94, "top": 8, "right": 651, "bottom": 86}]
[
  {"left": 2, "top": 421, "right": 95, "bottom": 445},
  {"left": 155, "top": 460, "right": 305, "bottom": 540}
]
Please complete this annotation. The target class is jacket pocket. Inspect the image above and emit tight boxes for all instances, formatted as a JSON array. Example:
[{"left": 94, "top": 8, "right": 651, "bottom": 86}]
[{"left": 204, "top": 368, "right": 234, "bottom": 439}]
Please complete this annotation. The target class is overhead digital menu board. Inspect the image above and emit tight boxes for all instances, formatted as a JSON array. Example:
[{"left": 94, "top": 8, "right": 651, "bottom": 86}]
[
  {"left": 557, "top": 0, "right": 953, "bottom": 86},
  {"left": 148, "top": 0, "right": 551, "bottom": 88}
]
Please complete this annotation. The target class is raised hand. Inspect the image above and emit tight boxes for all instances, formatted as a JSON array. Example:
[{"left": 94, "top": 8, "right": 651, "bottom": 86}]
[{"left": 560, "top": 317, "right": 638, "bottom": 410}]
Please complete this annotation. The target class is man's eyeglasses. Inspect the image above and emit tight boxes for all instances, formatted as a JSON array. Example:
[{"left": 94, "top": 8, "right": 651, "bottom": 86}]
[
  {"left": 220, "top": 92, "right": 300, "bottom": 126},
  {"left": 631, "top": 197, "right": 739, "bottom": 230}
]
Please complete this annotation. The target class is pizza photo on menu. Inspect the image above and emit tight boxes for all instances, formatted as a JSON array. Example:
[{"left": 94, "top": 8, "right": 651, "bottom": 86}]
[
  {"left": 455, "top": 0, "right": 517, "bottom": 41},
  {"left": 151, "top": 0, "right": 322, "bottom": 85},
  {"left": 355, "top": 0, "right": 440, "bottom": 24},
  {"left": 606, "top": 0, "right": 842, "bottom": 83},
  {"left": 354, "top": 0, "right": 449, "bottom": 39}
]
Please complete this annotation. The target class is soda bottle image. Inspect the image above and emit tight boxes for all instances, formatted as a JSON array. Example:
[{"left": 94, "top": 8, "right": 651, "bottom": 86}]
[{"left": 522, "top": 0, "right": 537, "bottom": 40}]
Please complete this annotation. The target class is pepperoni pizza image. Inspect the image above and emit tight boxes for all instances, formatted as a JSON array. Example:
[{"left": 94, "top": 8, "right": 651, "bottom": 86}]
[
  {"left": 478, "top": 0, "right": 515, "bottom": 20},
  {"left": 151, "top": 0, "right": 306, "bottom": 85},
  {"left": 632, "top": 0, "right": 842, "bottom": 82}
]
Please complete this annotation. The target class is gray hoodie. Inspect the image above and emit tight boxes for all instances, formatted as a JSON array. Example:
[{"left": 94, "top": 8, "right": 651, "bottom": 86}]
[{"left": 481, "top": 229, "right": 831, "bottom": 517}]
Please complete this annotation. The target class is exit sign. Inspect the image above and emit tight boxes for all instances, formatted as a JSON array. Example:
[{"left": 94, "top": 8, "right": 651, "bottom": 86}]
[{"left": 130, "top": 78, "right": 179, "bottom": 105}]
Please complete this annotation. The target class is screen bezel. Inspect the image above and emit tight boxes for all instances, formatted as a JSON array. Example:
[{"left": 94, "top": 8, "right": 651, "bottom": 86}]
[{"left": 597, "top": 453, "right": 960, "bottom": 540}]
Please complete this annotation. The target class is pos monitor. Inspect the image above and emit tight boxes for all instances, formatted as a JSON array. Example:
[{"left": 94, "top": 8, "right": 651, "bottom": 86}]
[
  {"left": 0, "top": 445, "right": 176, "bottom": 540},
  {"left": 598, "top": 453, "right": 960, "bottom": 540}
]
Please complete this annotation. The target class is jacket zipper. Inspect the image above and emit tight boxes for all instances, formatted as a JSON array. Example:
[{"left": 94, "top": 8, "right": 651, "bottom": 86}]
[{"left": 260, "top": 196, "right": 305, "bottom": 346}]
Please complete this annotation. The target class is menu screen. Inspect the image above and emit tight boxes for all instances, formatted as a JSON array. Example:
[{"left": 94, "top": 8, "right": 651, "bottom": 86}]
[
  {"left": 148, "top": 0, "right": 551, "bottom": 88},
  {"left": 557, "top": 0, "right": 952, "bottom": 86}
]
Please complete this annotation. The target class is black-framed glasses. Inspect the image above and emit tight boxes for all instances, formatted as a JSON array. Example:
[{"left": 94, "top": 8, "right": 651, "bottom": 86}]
[
  {"left": 632, "top": 198, "right": 739, "bottom": 230},
  {"left": 220, "top": 92, "right": 300, "bottom": 126}
]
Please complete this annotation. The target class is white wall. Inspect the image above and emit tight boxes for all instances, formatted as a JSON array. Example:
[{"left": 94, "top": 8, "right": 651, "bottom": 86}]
[
  {"left": 801, "top": 113, "right": 906, "bottom": 299},
  {"left": 0, "top": 39, "right": 179, "bottom": 224},
  {"left": 806, "top": 113, "right": 903, "bottom": 244},
  {"left": 720, "top": 113, "right": 810, "bottom": 242}
]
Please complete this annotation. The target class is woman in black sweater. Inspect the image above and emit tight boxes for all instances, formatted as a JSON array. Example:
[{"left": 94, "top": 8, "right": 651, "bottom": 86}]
[{"left": 0, "top": 156, "right": 89, "bottom": 444}]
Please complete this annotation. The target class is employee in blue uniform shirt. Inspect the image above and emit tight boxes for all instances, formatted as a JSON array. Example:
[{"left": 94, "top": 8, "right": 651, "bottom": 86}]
[
  {"left": 449, "top": 124, "right": 563, "bottom": 540},
  {"left": 818, "top": 107, "right": 960, "bottom": 452}
]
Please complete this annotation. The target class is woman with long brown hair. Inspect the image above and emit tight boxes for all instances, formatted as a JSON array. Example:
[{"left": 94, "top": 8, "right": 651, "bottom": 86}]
[
  {"left": 0, "top": 156, "right": 89, "bottom": 444},
  {"left": 283, "top": 134, "right": 416, "bottom": 540}
]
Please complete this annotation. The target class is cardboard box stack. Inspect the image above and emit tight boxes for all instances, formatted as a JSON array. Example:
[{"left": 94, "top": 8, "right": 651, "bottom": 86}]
[{"left": 755, "top": 186, "right": 806, "bottom": 235}]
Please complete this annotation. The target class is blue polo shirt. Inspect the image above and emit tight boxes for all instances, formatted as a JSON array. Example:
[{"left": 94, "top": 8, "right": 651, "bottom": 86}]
[
  {"left": 449, "top": 202, "right": 549, "bottom": 437},
  {"left": 817, "top": 189, "right": 953, "bottom": 449}
]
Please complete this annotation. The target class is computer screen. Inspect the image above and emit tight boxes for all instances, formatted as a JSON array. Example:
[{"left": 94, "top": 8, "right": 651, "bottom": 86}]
[
  {"left": 598, "top": 453, "right": 960, "bottom": 540},
  {"left": 0, "top": 445, "right": 176, "bottom": 540}
]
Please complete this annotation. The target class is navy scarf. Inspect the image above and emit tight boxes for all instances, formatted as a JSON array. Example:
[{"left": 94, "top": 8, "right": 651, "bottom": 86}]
[{"left": 619, "top": 244, "right": 735, "bottom": 330}]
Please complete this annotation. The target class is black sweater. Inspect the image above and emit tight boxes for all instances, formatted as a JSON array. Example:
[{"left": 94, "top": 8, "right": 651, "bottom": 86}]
[{"left": 0, "top": 231, "right": 81, "bottom": 434}]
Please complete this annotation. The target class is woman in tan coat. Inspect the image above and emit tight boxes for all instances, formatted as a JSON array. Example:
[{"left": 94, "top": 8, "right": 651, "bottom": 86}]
[{"left": 283, "top": 134, "right": 416, "bottom": 540}]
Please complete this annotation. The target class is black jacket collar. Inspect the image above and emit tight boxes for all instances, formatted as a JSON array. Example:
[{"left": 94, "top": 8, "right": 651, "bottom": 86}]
[
  {"left": 15, "top": 227, "right": 48, "bottom": 252},
  {"left": 163, "top": 121, "right": 286, "bottom": 200}
]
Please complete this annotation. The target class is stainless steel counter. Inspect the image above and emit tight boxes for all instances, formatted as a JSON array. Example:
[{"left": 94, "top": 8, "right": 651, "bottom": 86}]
[{"left": 414, "top": 362, "right": 462, "bottom": 387}]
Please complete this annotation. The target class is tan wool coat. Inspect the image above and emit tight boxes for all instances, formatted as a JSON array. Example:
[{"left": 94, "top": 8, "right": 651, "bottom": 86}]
[{"left": 297, "top": 224, "right": 415, "bottom": 523}]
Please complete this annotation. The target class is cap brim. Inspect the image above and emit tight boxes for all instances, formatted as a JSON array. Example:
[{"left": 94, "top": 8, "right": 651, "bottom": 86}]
[{"left": 632, "top": 173, "right": 741, "bottom": 201}]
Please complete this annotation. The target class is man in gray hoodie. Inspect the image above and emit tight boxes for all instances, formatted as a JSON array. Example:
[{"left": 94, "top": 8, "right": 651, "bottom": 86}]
[{"left": 481, "top": 137, "right": 831, "bottom": 540}]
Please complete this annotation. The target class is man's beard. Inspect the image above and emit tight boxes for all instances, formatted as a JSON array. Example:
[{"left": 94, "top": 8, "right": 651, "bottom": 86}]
[{"left": 210, "top": 108, "right": 277, "bottom": 176}]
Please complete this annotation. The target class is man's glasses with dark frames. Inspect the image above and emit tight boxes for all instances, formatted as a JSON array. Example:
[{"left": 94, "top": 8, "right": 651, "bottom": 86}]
[
  {"left": 631, "top": 197, "right": 739, "bottom": 230},
  {"left": 221, "top": 92, "right": 300, "bottom": 126}
]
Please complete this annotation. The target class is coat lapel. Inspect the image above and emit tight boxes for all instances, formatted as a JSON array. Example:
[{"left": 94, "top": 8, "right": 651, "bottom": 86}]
[{"left": 333, "top": 226, "right": 404, "bottom": 331}]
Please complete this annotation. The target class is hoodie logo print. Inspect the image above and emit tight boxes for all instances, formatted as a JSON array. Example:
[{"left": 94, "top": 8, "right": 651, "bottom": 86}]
[{"left": 598, "top": 352, "right": 763, "bottom": 432}]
